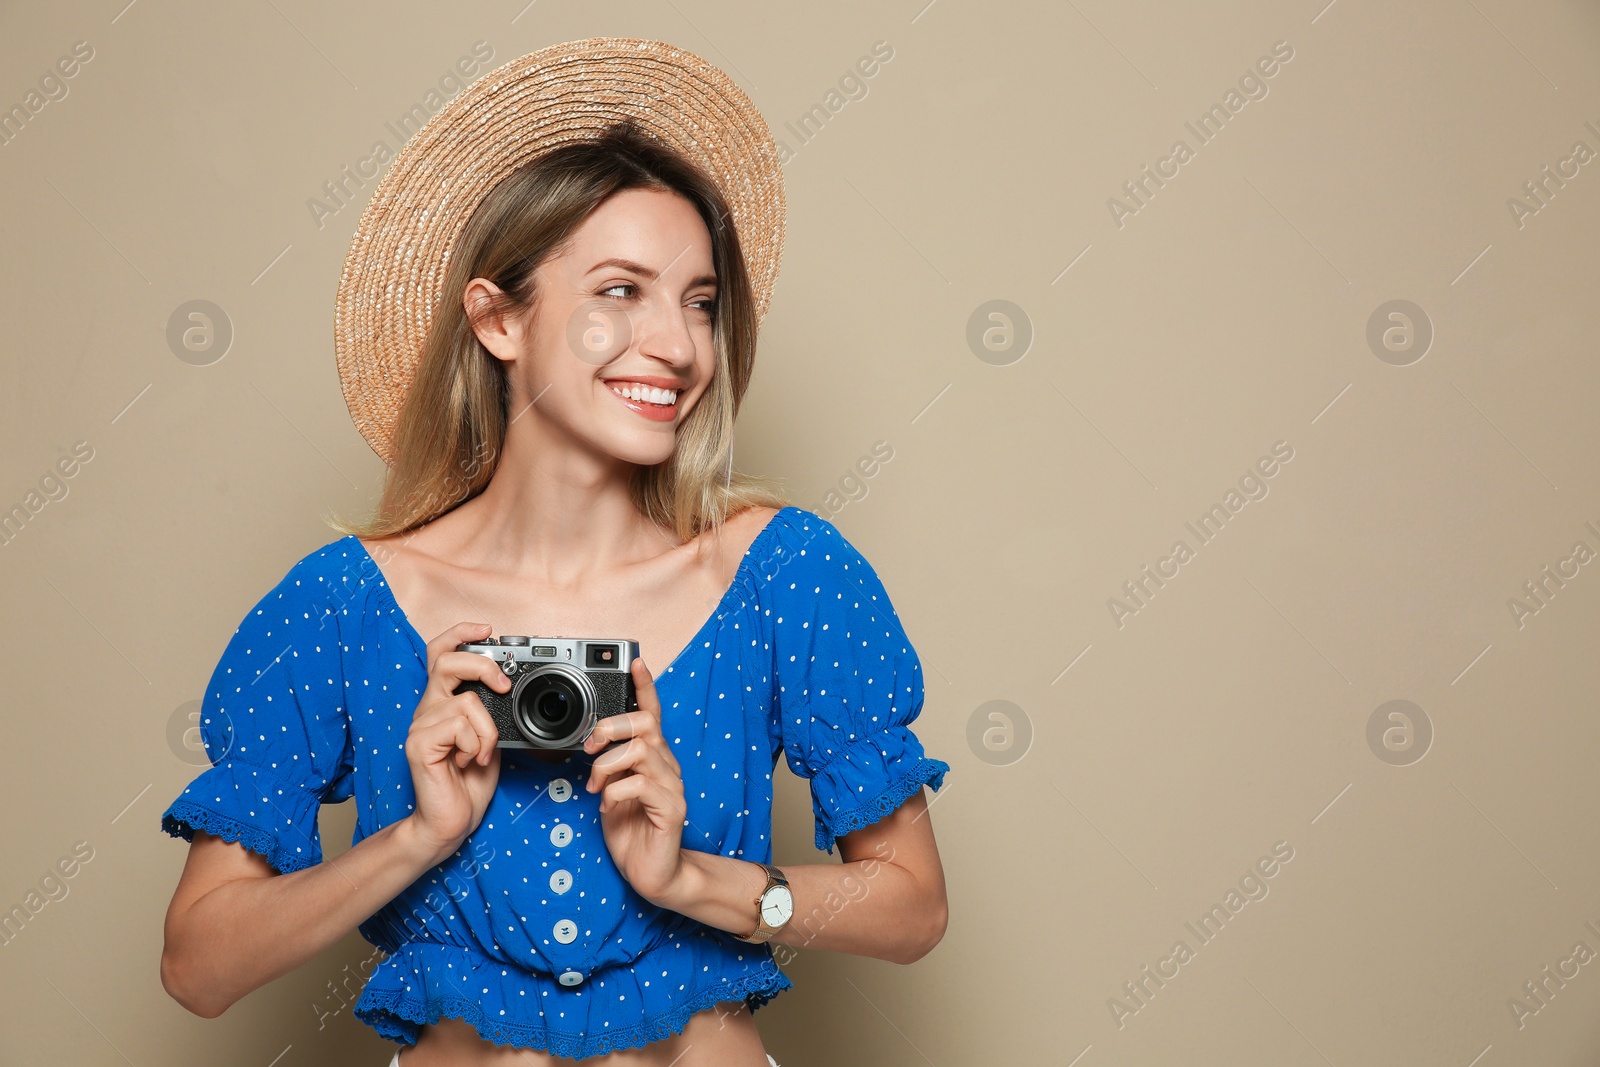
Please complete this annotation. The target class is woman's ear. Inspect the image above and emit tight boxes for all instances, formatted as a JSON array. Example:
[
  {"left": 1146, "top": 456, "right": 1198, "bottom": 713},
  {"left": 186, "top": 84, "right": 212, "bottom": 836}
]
[{"left": 463, "top": 278, "right": 524, "bottom": 364}]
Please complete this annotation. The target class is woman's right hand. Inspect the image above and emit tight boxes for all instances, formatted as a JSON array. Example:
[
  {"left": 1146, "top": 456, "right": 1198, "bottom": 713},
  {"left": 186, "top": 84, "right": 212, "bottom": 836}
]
[
  {"left": 163, "top": 623, "right": 507, "bottom": 1018},
  {"left": 403, "top": 622, "right": 508, "bottom": 863}
]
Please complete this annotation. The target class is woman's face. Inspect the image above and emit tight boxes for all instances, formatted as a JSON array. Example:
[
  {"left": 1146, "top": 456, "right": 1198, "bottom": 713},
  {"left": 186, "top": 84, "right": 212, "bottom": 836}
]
[{"left": 469, "top": 186, "right": 720, "bottom": 470}]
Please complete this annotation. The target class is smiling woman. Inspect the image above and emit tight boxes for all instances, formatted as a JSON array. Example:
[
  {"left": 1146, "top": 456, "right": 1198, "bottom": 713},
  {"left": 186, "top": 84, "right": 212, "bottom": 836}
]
[
  {"left": 458, "top": 179, "right": 740, "bottom": 486},
  {"left": 158, "top": 38, "right": 949, "bottom": 1067},
  {"left": 349, "top": 121, "right": 778, "bottom": 545}
]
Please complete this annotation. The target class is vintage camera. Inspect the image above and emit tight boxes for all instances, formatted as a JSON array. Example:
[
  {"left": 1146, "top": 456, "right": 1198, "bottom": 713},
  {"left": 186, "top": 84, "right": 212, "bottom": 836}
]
[{"left": 452, "top": 636, "right": 640, "bottom": 751}]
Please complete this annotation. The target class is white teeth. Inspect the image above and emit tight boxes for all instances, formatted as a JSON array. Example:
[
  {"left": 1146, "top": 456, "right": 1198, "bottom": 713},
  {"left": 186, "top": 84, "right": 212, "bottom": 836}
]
[{"left": 610, "top": 383, "right": 678, "bottom": 405}]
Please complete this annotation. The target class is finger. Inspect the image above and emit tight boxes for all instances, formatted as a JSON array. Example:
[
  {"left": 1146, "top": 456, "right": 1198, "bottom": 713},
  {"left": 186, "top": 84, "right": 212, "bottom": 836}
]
[
  {"left": 442, "top": 691, "right": 500, "bottom": 764},
  {"left": 586, "top": 731, "right": 683, "bottom": 795},
  {"left": 585, "top": 738, "right": 650, "bottom": 795},
  {"left": 624, "top": 662, "right": 662, "bottom": 729},
  {"left": 599, "top": 773, "right": 684, "bottom": 825},
  {"left": 415, "top": 685, "right": 497, "bottom": 728},
  {"left": 445, "top": 714, "right": 483, "bottom": 769},
  {"left": 415, "top": 659, "right": 506, "bottom": 767},
  {"left": 584, "top": 709, "right": 662, "bottom": 748},
  {"left": 429, "top": 649, "right": 513, "bottom": 704},
  {"left": 413, "top": 688, "right": 502, "bottom": 765},
  {"left": 584, "top": 712, "right": 678, "bottom": 777},
  {"left": 425, "top": 622, "right": 495, "bottom": 675},
  {"left": 407, "top": 713, "right": 483, "bottom": 768},
  {"left": 590, "top": 730, "right": 674, "bottom": 777},
  {"left": 630, "top": 656, "right": 661, "bottom": 714}
]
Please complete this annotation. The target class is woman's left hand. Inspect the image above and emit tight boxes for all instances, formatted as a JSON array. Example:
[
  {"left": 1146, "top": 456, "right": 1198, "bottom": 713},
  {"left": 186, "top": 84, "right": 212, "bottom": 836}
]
[{"left": 583, "top": 657, "right": 688, "bottom": 905}]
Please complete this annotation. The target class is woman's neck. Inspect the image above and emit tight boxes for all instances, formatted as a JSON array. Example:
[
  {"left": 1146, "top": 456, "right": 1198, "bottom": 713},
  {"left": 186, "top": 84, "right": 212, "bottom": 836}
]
[{"left": 419, "top": 418, "right": 676, "bottom": 586}]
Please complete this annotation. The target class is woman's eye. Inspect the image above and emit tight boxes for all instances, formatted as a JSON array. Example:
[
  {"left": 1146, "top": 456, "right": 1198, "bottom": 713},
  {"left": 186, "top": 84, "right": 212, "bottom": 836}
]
[{"left": 598, "top": 284, "right": 713, "bottom": 316}]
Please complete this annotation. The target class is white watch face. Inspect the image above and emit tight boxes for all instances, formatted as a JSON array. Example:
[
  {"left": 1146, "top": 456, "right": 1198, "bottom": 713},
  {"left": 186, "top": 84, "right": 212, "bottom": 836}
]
[{"left": 761, "top": 884, "right": 794, "bottom": 927}]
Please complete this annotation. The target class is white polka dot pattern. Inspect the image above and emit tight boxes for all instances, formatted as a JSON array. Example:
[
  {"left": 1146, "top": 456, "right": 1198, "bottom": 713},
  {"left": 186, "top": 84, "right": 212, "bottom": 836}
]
[
  {"left": 756, "top": 513, "right": 951, "bottom": 854},
  {"left": 157, "top": 507, "right": 947, "bottom": 1058}
]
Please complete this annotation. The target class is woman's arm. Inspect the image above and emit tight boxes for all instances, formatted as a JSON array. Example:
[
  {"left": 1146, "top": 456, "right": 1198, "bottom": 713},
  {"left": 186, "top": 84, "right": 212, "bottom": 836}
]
[
  {"left": 161, "top": 817, "right": 452, "bottom": 1018},
  {"left": 583, "top": 627, "right": 949, "bottom": 966},
  {"left": 162, "top": 619, "right": 512, "bottom": 1018},
  {"left": 648, "top": 787, "right": 948, "bottom": 965}
]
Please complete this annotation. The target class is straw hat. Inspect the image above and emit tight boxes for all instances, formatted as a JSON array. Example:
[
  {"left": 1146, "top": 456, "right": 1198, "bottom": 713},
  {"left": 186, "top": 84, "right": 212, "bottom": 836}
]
[{"left": 334, "top": 37, "right": 786, "bottom": 467}]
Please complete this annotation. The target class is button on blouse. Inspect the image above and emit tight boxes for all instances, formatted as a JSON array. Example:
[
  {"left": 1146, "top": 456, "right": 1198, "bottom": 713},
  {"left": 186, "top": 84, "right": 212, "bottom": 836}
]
[{"left": 159, "top": 506, "right": 950, "bottom": 1059}]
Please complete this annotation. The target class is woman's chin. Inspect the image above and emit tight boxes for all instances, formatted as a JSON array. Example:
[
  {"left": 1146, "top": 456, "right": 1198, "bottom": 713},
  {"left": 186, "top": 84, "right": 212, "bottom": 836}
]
[{"left": 598, "top": 434, "right": 678, "bottom": 469}]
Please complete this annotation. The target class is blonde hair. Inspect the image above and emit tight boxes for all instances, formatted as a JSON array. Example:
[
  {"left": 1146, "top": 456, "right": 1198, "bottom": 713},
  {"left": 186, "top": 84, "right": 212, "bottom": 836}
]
[{"left": 327, "top": 120, "right": 785, "bottom": 543}]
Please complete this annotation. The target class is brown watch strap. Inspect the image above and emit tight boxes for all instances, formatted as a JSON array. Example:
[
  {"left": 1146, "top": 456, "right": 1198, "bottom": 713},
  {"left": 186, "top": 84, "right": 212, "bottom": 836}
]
[{"left": 735, "top": 862, "right": 789, "bottom": 943}]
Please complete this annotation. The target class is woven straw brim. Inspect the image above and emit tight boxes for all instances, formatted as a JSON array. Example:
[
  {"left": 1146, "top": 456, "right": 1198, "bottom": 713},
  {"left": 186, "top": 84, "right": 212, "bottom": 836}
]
[{"left": 334, "top": 37, "right": 786, "bottom": 467}]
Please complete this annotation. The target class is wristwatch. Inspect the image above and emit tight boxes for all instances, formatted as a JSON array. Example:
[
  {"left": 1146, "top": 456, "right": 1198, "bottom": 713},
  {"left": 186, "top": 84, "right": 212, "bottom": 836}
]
[{"left": 734, "top": 862, "right": 794, "bottom": 944}]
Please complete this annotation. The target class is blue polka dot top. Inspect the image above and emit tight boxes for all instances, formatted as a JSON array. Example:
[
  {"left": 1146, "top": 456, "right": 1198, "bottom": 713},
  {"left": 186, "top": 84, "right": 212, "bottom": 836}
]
[{"left": 159, "top": 507, "right": 950, "bottom": 1059}]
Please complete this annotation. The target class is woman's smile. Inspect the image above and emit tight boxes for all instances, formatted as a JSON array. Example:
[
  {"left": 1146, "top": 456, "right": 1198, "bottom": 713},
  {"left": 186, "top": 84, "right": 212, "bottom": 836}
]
[{"left": 603, "top": 374, "right": 687, "bottom": 423}]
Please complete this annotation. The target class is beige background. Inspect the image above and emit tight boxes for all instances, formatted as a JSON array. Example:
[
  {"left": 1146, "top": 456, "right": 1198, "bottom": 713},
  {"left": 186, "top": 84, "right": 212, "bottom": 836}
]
[{"left": 3, "top": 0, "right": 1599, "bottom": 1063}]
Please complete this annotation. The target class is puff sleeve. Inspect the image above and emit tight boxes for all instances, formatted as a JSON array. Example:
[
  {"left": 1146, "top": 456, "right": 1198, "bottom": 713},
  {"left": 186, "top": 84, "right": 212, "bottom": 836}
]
[
  {"left": 767, "top": 512, "right": 949, "bottom": 854},
  {"left": 159, "top": 551, "right": 354, "bottom": 874}
]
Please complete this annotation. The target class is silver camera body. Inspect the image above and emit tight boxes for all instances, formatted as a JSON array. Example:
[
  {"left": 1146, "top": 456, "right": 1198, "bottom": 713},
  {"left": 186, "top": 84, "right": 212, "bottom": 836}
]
[{"left": 453, "top": 636, "right": 641, "bottom": 751}]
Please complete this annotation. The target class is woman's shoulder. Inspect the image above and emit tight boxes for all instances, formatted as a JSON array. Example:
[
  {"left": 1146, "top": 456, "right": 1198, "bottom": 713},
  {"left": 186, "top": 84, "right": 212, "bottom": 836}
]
[
  {"left": 299, "top": 533, "right": 367, "bottom": 566},
  {"left": 276, "top": 534, "right": 376, "bottom": 589},
  {"left": 232, "top": 534, "right": 382, "bottom": 627},
  {"left": 721, "top": 505, "right": 900, "bottom": 602},
  {"left": 712, "top": 504, "right": 820, "bottom": 578},
  {"left": 747, "top": 505, "right": 869, "bottom": 564},
  {"left": 719, "top": 504, "right": 839, "bottom": 555}
]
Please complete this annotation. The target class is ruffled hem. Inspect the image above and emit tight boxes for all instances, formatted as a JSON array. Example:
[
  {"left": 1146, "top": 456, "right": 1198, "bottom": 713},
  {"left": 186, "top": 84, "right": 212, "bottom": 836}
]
[
  {"left": 808, "top": 725, "right": 952, "bottom": 853},
  {"left": 353, "top": 927, "right": 793, "bottom": 1059},
  {"left": 159, "top": 762, "right": 323, "bottom": 874},
  {"left": 160, "top": 802, "right": 319, "bottom": 874},
  {"left": 818, "top": 755, "right": 949, "bottom": 853}
]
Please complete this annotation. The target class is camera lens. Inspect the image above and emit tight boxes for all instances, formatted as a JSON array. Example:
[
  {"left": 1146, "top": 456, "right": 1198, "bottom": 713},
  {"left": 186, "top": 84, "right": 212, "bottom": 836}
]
[
  {"left": 520, "top": 676, "right": 581, "bottom": 737},
  {"left": 512, "top": 665, "right": 595, "bottom": 749},
  {"left": 534, "top": 687, "right": 566, "bottom": 723}
]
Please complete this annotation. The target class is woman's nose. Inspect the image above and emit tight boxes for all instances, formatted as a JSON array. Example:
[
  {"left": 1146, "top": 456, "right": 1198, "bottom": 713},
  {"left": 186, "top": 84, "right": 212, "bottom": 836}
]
[{"left": 633, "top": 304, "right": 700, "bottom": 368}]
